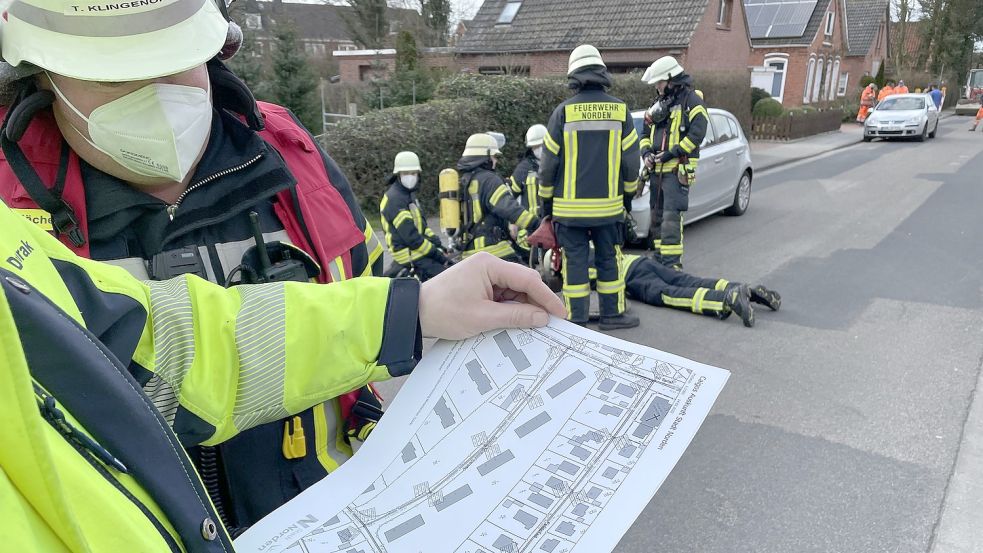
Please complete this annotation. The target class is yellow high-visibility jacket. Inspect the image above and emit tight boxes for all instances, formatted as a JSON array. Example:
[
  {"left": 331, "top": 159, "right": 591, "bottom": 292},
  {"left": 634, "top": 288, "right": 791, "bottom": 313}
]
[{"left": 0, "top": 201, "right": 420, "bottom": 552}]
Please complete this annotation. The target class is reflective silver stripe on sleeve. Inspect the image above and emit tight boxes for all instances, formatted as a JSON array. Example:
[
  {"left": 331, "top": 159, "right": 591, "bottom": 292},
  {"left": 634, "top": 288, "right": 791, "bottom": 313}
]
[
  {"left": 233, "top": 283, "right": 290, "bottom": 431},
  {"left": 101, "top": 256, "right": 151, "bottom": 280}
]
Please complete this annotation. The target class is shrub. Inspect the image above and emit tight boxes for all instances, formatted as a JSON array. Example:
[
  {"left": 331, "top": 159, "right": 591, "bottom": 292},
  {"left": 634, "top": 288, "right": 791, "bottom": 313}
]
[
  {"left": 859, "top": 75, "right": 877, "bottom": 88},
  {"left": 321, "top": 99, "right": 493, "bottom": 214},
  {"left": 753, "top": 98, "right": 785, "bottom": 117},
  {"left": 751, "top": 87, "right": 772, "bottom": 108},
  {"left": 435, "top": 74, "right": 568, "bottom": 176}
]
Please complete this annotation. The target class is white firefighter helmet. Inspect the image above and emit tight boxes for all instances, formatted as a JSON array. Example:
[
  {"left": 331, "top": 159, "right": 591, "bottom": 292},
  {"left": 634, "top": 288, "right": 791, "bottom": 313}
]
[
  {"left": 567, "top": 44, "right": 605, "bottom": 75},
  {"left": 644, "top": 56, "right": 685, "bottom": 85},
  {"left": 525, "top": 124, "right": 548, "bottom": 147},
  {"left": 1, "top": 0, "right": 229, "bottom": 82},
  {"left": 393, "top": 151, "right": 421, "bottom": 173},
  {"left": 463, "top": 133, "right": 502, "bottom": 157}
]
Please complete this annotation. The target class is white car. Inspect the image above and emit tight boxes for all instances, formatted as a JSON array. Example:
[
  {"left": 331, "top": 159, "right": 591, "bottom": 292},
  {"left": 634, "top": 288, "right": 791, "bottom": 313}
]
[
  {"left": 629, "top": 108, "right": 754, "bottom": 242},
  {"left": 864, "top": 93, "right": 940, "bottom": 142}
]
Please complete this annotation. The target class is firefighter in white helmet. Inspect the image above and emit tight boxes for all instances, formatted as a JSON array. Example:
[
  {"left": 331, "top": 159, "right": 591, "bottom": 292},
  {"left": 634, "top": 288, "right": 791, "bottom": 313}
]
[
  {"left": 539, "top": 45, "right": 641, "bottom": 330},
  {"left": 456, "top": 133, "right": 540, "bottom": 261},
  {"left": 0, "top": 0, "right": 560, "bottom": 540},
  {"left": 380, "top": 151, "right": 450, "bottom": 281},
  {"left": 639, "top": 56, "right": 709, "bottom": 270}
]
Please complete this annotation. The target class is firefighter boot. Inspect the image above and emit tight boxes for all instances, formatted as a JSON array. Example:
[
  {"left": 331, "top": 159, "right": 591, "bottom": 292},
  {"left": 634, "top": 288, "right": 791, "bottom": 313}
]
[
  {"left": 749, "top": 284, "right": 781, "bottom": 311},
  {"left": 598, "top": 313, "right": 640, "bottom": 330},
  {"left": 724, "top": 284, "right": 755, "bottom": 328}
]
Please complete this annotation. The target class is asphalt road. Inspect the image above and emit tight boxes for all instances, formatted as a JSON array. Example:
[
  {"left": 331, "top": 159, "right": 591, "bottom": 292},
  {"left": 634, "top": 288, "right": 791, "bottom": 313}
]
[
  {"left": 373, "top": 115, "right": 983, "bottom": 553},
  {"left": 611, "top": 115, "right": 983, "bottom": 553}
]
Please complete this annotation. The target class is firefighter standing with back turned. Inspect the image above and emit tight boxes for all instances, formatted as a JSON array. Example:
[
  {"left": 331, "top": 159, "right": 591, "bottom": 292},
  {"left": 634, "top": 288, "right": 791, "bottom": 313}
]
[
  {"left": 540, "top": 45, "right": 640, "bottom": 330},
  {"left": 640, "top": 56, "right": 709, "bottom": 270}
]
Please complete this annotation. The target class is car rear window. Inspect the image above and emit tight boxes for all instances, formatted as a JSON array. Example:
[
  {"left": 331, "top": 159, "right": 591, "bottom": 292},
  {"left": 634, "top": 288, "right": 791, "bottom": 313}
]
[{"left": 878, "top": 97, "right": 925, "bottom": 110}]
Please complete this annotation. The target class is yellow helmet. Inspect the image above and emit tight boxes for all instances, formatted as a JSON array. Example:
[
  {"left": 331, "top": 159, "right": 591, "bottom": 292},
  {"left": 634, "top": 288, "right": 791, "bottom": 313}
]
[
  {"left": 525, "top": 124, "right": 548, "bottom": 147},
  {"left": 393, "top": 151, "right": 421, "bottom": 173},
  {"left": 567, "top": 44, "right": 605, "bottom": 75},
  {"left": 462, "top": 133, "right": 502, "bottom": 157},
  {"left": 1, "top": 0, "right": 229, "bottom": 82}
]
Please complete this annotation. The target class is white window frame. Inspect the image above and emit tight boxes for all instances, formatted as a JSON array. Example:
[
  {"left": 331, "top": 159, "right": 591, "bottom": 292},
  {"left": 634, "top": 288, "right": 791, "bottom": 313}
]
[
  {"left": 822, "top": 59, "right": 840, "bottom": 100},
  {"left": 804, "top": 56, "right": 816, "bottom": 103},
  {"left": 497, "top": 2, "right": 522, "bottom": 24},
  {"left": 825, "top": 12, "right": 834, "bottom": 36},
  {"left": 827, "top": 58, "right": 840, "bottom": 100},
  {"left": 837, "top": 72, "right": 850, "bottom": 96},
  {"left": 812, "top": 57, "right": 825, "bottom": 103},
  {"left": 763, "top": 55, "right": 789, "bottom": 103},
  {"left": 717, "top": 0, "right": 731, "bottom": 25},
  {"left": 244, "top": 13, "right": 262, "bottom": 31}
]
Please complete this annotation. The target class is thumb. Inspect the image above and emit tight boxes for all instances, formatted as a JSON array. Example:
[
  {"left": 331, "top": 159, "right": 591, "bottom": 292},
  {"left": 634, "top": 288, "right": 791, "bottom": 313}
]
[{"left": 476, "top": 301, "right": 551, "bottom": 332}]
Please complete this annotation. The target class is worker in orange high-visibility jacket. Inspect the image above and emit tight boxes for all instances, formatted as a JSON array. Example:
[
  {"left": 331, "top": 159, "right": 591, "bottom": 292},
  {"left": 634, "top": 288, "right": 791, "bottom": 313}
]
[
  {"left": 877, "top": 81, "right": 896, "bottom": 102},
  {"left": 857, "top": 83, "right": 877, "bottom": 122}
]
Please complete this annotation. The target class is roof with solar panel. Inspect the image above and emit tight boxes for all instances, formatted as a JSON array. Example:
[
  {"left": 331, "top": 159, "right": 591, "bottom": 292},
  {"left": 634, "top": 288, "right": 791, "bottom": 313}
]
[
  {"left": 745, "top": 0, "right": 830, "bottom": 46},
  {"left": 457, "top": 0, "right": 712, "bottom": 53}
]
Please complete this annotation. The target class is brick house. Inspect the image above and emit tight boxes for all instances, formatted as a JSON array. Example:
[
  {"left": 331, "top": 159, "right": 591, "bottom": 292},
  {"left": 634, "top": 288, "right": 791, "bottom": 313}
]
[
  {"left": 450, "top": 0, "right": 752, "bottom": 77},
  {"left": 236, "top": 0, "right": 421, "bottom": 69},
  {"left": 747, "top": 0, "right": 889, "bottom": 107}
]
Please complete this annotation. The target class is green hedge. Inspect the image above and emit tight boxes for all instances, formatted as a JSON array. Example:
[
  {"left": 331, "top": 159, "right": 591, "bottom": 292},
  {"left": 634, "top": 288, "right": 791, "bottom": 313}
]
[
  {"left": 321, "top": 99, "right": 493, "bottom": 214},
  {"left": 323, "top": 71, "right": 753, "bottom": 213},
  {"left": 753, "top": 98, "right": 784, "bottom": 117}
]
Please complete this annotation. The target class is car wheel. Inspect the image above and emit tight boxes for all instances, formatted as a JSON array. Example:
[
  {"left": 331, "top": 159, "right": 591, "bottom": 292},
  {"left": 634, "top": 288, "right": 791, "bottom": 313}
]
[
  {"left": 863, "top": 135, "right": 873, "bottom": 142},
  {"left": 929, "top": 121, "right": 938, "bottom": 138},
  {"left": 725, "top": 171, "right": 751, "bottom": 216},
  {"left": 916, "top": 123, "right": 927, "bottom": 142}
]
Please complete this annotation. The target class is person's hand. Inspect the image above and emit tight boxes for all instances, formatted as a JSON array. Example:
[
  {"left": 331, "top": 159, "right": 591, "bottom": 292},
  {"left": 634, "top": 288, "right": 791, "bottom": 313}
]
[
  {"left": 657, "top": 149, "right": 676, "bottom": 163},
  {"left": 419, "top": 252, "right": 567, "bottom": 340},
  {"left": 644, "top": 153, "right": 657, "bottom": 169}
]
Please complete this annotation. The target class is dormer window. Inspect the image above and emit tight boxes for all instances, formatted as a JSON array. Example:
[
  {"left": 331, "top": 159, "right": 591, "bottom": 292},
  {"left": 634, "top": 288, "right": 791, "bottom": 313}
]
[{"left": 497, "top": 2, "right": 522, "bottom": 25}]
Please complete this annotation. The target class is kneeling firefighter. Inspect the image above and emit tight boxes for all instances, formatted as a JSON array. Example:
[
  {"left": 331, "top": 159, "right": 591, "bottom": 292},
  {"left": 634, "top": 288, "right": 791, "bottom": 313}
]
[
  {"left": 446, "top": 133, "right": 540, "bottom": 261},
  {"left": 380, "top": 151, "right": 450, "bottom": 281},
  {"left": 639, "top": 56, "right": 708, "bottom": 270},
  {"left": 540, "top": 45, "right": 641, "bottom": 330}
]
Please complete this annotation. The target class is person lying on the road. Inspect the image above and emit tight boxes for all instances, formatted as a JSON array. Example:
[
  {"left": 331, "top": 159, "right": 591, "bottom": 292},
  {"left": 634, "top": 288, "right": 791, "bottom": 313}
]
[{"left": 544, "top": 249, "right": 780, "bottom": 328}]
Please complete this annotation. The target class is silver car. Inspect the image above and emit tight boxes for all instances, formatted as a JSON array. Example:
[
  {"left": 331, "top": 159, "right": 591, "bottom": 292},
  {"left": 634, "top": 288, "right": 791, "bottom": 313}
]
[
  {"left": 864, "top": 93, "right": 940, "bottom": 142},
  {"left": 630, "top": 108, "right": 754, "bottom": 241}
]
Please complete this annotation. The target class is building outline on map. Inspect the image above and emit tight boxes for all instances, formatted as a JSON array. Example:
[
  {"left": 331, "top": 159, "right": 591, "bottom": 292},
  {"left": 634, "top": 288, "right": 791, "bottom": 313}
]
[{"left": 238, "top": 322, "right": 726, "bottom": 553}]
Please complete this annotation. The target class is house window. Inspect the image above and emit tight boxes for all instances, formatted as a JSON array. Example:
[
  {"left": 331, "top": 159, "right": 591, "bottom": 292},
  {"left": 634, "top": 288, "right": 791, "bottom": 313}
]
[
  {"left": 717, "top": 0, "right": 733, "bottom": 27},
  {"left": 804, "top": 57, "right": 816, "bottom": 103},
  {"left": 837, "top": 72, "right": 850, "bottom": 96},
  {"left": 827, "top": 59, "right": 840, "bottom": 100},
  {"left": 497, "top": 2, "right": 522, "bottom": 24},
  {"left": 811, "top": 57, "right": 824, "bottom": 102},
  {"left": 824, "top": 12, "right": 834, "bottom": 36},
  {"left": 763, "top": 56, "right": 788, "bottom": 102},
  {"left": 244, "top": 13, "right": 261, "bottom": 31}
]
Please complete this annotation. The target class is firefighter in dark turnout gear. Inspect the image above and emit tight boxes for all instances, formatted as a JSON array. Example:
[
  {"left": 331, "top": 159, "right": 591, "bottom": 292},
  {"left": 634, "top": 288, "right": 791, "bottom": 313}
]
[
  {"left": 509, "top": 124, "right": 547, "bottom": 257},
  {"left": 639, "top": 56, "right": 709, "bottom": 269},
  {"left": 621, "top": 253, "right": 781, "bottom": 327},
  {"left": 540, "top": 45, "right": 641, "bottom": 329},
  {"left": 457, "top": 133, "right": 540, "bottom": 261},
  {"left": 510, "top": 124, "right": 547, "bottom": 213},
  {"left": 380, "top": 151, "right": 449, "bottom": 281}
]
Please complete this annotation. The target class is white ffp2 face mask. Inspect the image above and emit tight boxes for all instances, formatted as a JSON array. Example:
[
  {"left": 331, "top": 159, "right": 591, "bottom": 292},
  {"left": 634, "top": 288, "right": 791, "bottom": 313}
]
[
  {"left": 400, "top": 174, "right": 419, "bottom": 190},
  {"left": 48, "top": 75, "right": 212, "bottom": 182}
]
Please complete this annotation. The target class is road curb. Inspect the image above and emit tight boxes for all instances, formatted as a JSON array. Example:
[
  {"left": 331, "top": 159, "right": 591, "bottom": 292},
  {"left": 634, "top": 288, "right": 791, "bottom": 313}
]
[
  {"left": 929, "top": 350, "right": 983, "bottom": 553},
  {"left": 754, "top": 136, "right": 864, "bottom": 172}
]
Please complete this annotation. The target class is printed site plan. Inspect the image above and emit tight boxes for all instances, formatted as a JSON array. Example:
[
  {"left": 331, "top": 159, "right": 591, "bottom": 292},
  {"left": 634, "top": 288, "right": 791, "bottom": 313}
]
[{"left": 236, "top": 318, "right": 730, "bottom": 553}]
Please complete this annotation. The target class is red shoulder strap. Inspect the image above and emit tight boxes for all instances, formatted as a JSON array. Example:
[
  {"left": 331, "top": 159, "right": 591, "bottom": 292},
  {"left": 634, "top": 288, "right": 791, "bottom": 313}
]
[
  {"left": 0, "top": 107, "right": 90, "bottom": 257},
  {"left": 257, "top": 102, "right": 363, "bottom": 282}
]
